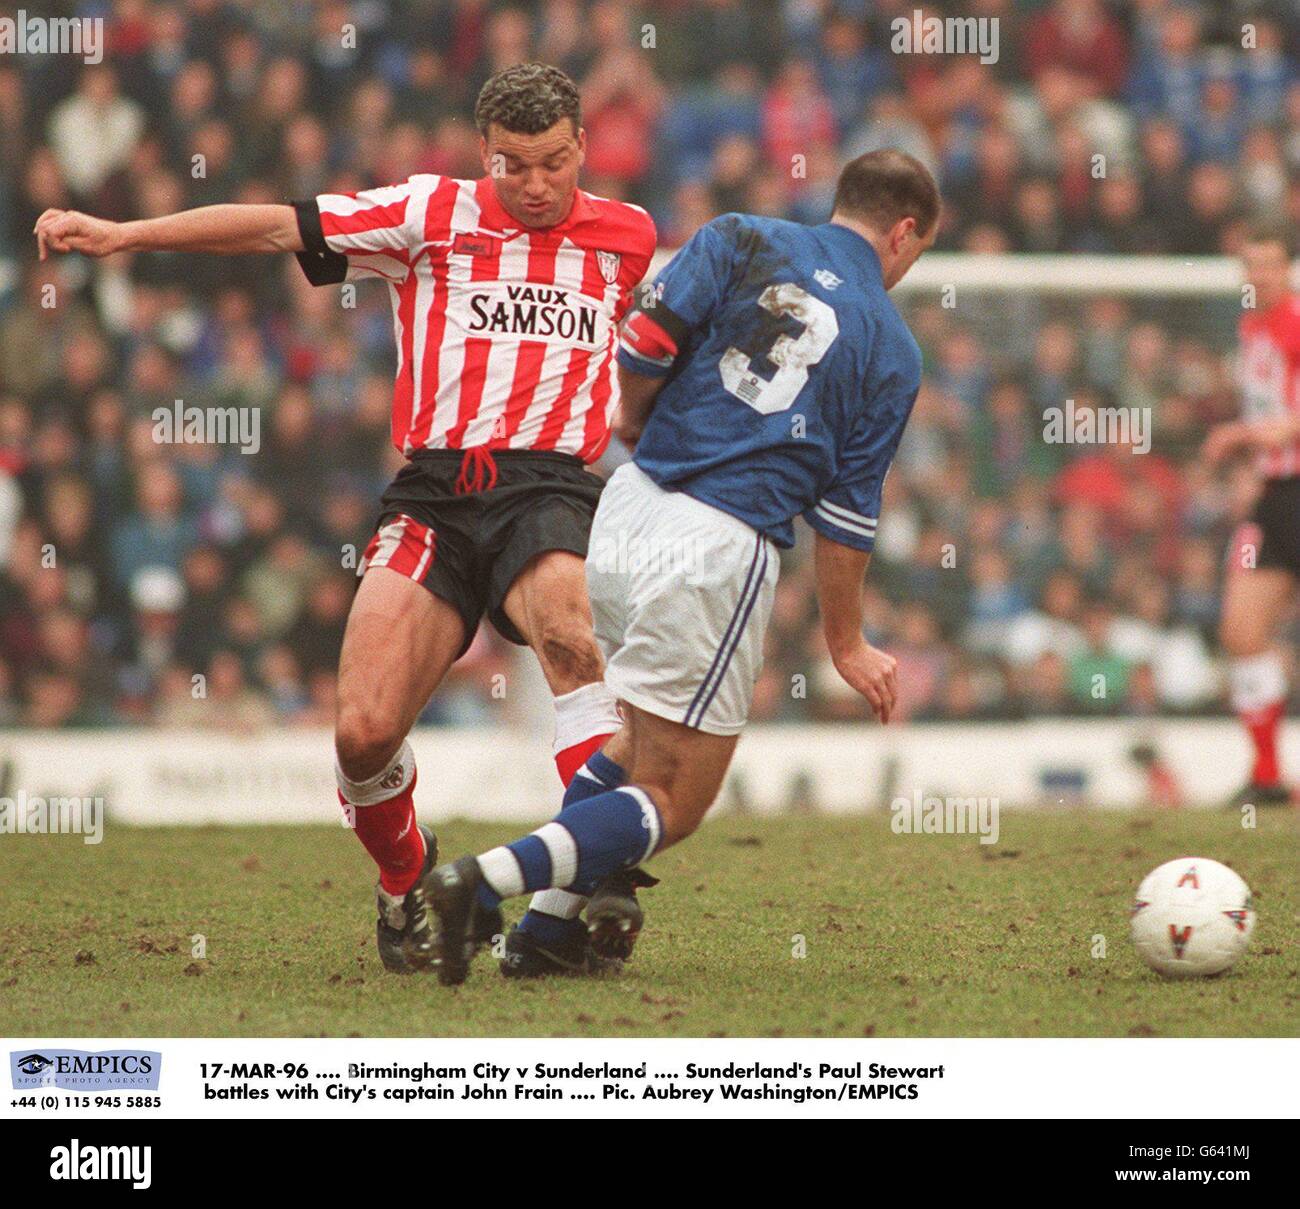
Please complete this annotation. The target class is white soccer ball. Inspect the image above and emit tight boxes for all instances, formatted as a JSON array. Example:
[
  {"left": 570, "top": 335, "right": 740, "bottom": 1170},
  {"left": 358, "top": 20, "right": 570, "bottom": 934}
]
[{"left": 1130, "top": 857, "right": 1255, "bottom": 977}]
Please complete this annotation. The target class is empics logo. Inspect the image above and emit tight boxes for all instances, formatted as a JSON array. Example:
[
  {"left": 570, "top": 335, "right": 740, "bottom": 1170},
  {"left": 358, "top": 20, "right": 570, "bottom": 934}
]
[
  {"left": 11, "top": 1048, "right": 161, "bottom": 1091},
  {"left": 50, "top": 1140, "right": 151, "bottom": 1190},
  {"left": 15, "top": 1053, "right": 53, "bottom": 1076}
]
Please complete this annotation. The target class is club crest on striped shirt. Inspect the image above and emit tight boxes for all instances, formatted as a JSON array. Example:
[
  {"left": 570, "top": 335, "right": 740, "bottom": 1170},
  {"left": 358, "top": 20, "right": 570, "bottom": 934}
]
[{"left": 597, "top": 250, "right": 621, "bottom": 284}]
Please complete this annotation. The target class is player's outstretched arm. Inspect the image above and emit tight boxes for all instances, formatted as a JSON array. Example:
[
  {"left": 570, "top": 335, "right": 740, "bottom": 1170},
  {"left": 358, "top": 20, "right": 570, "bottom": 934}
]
[
  {"left": 1203, "top": 416, "right": 1300, "bottom": 464},
  {"left": 34, "top": 204, "right": 304, "bottom": 261},
  {"left": 813, "top": 532, "right": 898, "bottom": 723}
]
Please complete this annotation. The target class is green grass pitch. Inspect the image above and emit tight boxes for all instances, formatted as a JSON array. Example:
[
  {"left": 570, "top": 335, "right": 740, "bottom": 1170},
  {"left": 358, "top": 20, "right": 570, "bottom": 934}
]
[{"left": 1, "top": 810, "right": 1295, "bottom": 1037}]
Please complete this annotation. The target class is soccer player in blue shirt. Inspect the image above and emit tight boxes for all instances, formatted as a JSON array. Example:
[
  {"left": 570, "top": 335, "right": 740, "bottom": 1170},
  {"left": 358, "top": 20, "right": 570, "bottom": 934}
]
[{"left": 429, "top": 149, "right": 940, "bottom": 983}]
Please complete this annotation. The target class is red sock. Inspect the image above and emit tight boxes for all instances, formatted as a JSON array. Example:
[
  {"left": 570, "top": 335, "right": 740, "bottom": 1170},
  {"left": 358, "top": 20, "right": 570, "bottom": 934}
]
[
  {"left": 554, "top": 732, "right": 613, "bottom": 787},
  {"left": 1242, "top": 701, "right": 1284, "bottom": 786},
  {"left": 341, "top": 771, "right": 425, "bottom": 895}
]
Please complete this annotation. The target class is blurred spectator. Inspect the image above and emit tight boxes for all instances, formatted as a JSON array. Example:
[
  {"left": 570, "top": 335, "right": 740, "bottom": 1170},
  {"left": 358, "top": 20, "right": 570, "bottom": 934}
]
[
  {"left": 1024, "top": 0, "right": 1129, "bottom": 99},
  {"left": 762, "top": 59, "right": 837, "bottom": 181},
  {"left": 47, "top": 65, "right": 144, "bottom": 202},
  {"left": 1068, "top": 599, "right": 1133, "bottom": 713}
]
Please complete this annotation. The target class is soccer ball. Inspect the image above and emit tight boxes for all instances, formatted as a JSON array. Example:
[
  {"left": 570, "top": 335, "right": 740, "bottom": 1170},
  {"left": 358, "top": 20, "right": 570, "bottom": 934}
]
[{"left": 1129, "top": 857, "right": 1254, "bottom": 978}]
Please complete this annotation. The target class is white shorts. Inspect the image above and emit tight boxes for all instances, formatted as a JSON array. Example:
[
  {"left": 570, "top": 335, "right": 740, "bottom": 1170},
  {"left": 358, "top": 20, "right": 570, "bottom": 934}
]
[{"left": 586, "top": 462, "right": 779, "bottom": 736}]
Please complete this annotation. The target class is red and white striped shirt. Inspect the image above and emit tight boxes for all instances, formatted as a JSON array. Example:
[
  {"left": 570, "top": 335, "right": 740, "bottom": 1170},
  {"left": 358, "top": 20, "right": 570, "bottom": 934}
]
[
  {"left": 1239, "top": 293, "right": 1300, "bottom": 479},
  {"left": 295, "top": 175, "right": 656, "bottom": 461}
]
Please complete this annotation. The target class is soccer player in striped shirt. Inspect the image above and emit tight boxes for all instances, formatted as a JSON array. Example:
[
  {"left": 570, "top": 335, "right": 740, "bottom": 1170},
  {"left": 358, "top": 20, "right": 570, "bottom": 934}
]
[
  {"left": 1204, "top": 223, "right": 1300, "bottom": 807},
  {"left": 35, "top": 64, "right": 659, "bottom": 975}
]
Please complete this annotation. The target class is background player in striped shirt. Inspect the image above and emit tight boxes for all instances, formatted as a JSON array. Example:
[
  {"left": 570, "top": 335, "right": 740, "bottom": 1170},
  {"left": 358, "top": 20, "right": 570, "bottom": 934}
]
[
  {"left": 1203, "top": 224, "right": 1300, "bottom": 807},
  {"left": 425, "top": 151, "right": 939, "bottom": 984},
  {"left": 35, "top": 64, "right": 659, "bottom": 974}
]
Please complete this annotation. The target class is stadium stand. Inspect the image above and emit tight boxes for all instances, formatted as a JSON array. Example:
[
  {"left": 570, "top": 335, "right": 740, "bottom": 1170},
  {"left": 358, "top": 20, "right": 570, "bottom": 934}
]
[{"left": 0, "top": 0, "right": 1296, "bottom": 728}]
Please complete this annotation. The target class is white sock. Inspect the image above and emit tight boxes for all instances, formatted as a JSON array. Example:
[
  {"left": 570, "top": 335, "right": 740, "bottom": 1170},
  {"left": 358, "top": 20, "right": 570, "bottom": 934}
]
[
  {"left": 552, "top": 681, "right": 621, "bottom": 762},
  {"left": 335, "top": 739, "right": 415, "bottom": 805},
  {"left": 528, "top": 888, "right": 587, "bottom": 919}
]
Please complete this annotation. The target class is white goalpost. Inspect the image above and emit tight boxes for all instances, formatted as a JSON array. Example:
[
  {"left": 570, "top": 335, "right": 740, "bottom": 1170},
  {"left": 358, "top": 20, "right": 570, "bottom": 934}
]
[{"left": 646, "top": 250, "right": 1264, "bottom": 296}]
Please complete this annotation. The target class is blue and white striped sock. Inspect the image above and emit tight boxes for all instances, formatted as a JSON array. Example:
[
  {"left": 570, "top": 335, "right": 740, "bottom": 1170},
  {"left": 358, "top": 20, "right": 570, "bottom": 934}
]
[
  {"left": 518, "top": 751, "right": 630, "bottom": 941},
  {"left": 562, "top": 749, "right": 627, "bottom": 806},
  {"left": 476, "top": 786, "right": 661, "bottom": 909}
]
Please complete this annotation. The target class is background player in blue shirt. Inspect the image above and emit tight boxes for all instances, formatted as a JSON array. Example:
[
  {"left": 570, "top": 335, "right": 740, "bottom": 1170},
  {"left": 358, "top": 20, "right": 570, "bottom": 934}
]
[{"left": 429, "top": 150, "right": 940, "bottom": 983}]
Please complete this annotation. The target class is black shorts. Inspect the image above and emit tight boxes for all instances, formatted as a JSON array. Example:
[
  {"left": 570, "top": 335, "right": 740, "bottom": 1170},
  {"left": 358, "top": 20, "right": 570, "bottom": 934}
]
[
  {"left": 1250, "top": 476, "right": 1300, "bottom": 576},
  {"left": 362, "top": 449, "right": 604, "bottom": 657}
]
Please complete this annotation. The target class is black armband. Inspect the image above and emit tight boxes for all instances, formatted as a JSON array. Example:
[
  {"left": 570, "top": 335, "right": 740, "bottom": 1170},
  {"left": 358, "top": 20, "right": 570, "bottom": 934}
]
[{"left": 291, "top": 199, "right": 348, "bottom": 286}]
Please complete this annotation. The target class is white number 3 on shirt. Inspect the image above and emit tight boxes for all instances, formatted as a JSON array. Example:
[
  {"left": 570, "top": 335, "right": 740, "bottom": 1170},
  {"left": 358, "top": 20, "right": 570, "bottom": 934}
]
[{"left": 720, "top": 283, "right": 839, "bottom": 415}]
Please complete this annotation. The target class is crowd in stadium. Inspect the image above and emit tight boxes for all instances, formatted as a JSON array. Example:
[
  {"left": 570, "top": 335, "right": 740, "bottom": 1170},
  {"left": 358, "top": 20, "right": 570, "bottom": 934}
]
[{"left": 0, "top": 0, "right": 1297, "bottom": 728}]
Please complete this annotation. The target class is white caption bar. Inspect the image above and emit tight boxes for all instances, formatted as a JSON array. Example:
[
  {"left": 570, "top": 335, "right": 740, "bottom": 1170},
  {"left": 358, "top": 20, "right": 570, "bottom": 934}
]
[{"left": 3, "top": 1037, "right": 1296, "bottom": 1120}]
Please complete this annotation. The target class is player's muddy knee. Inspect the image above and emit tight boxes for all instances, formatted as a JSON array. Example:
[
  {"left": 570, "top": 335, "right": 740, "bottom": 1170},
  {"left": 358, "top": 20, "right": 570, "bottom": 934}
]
[
  {"left": 335, "top": 708, "right": 404, "bottom": 782},
  {"left": 538, "top": 621, "right": 603, "bottom": 688}
]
